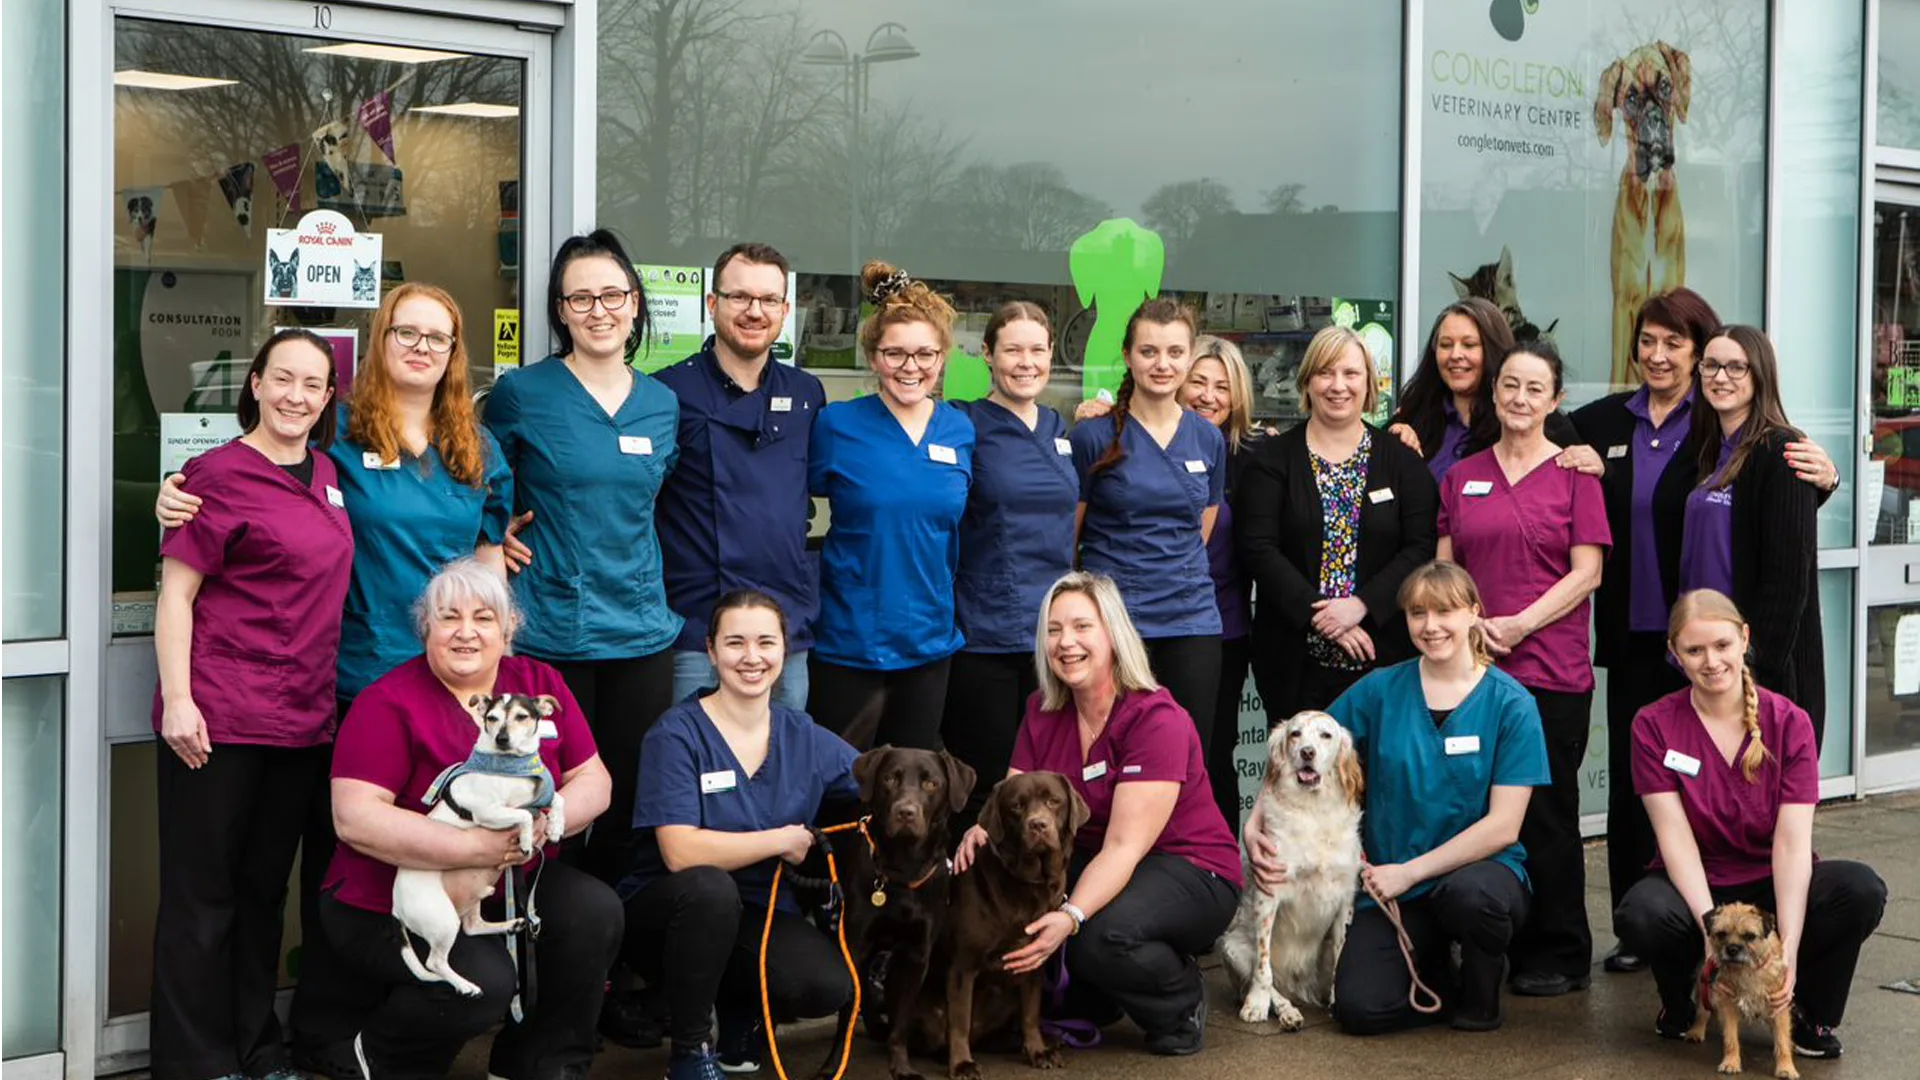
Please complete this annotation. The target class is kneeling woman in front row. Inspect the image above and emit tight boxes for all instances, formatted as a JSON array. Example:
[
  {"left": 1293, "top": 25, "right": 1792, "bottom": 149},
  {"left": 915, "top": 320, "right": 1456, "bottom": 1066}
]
[
  {"left": 1613, "top": 589, "right": 1885, "bottom": 1061},
  {"left": 622, "top": 591, "right": 860, "bottom": 1080},
  {"left": 1248, "top": 560, "right": 1550, "bottom": 1035}
]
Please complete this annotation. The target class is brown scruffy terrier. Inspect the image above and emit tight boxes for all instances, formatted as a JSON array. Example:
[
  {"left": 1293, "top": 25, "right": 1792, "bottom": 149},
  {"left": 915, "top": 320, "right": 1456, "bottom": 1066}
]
[{"left": 1686, "top": 902, "right": 1797, "bottom": 1079}]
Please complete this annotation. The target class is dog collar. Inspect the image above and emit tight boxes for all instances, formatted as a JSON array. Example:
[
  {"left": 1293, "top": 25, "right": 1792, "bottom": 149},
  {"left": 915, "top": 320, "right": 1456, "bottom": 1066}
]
[
  {"left": 423, "top": 749, "right": 557, "bottom": 818},
  {"left": 869, "top": 858, "right": 950, "bottom": 908}
]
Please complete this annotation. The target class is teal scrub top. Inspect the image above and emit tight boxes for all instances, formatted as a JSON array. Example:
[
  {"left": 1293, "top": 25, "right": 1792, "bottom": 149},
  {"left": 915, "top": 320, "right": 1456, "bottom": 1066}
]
[
  {"left": 484, "top": 355, "right": 684, "bottom": 661},
  {"left": 329, "top": 403, "right": 515, "bottom": 698},
  {"left": 1328, "top": 659, "right": 1551, "bottom": 901}
]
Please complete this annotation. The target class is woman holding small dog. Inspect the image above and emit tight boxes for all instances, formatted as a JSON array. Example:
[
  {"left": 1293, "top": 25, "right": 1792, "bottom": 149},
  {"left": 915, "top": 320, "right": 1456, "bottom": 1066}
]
[
  {"left": 293, "top": 558, "right": 620, "bottom": 1080},
  {"left": 1612, "top": 589, "right": 1885, "bottom": 1060},
  {"left": 622, "top": 589, "right": 861, "bottom": 1080},
  {"left": 151, "top": 328, "right": 353, "bottom": 1080},
  {"left": 954, "top": 571, "right": 1242, "bottom": 1057}
]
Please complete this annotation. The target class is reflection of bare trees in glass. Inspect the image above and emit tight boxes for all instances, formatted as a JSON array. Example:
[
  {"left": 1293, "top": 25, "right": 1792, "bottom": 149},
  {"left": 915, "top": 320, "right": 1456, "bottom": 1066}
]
[
  {"left": 1141, "top": 178, "right": 1237, "bottom": 247},
  {"left": 915, "top": 163, "right": 1113, "bottom": 253}
]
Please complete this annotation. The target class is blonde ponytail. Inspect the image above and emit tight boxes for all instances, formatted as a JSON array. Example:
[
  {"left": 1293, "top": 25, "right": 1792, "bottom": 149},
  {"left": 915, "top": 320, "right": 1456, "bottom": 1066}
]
[{"left": 1737, "top": 664, "right": 1771, "bottom": 783}]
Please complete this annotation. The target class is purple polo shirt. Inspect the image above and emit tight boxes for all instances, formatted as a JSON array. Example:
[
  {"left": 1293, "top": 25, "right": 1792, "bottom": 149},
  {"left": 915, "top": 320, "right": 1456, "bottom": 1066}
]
[
  {"left": 1631, "top": 686, "right": 1819, "bottom": 887},
  {"left": 1427, "top": 398, "right": 1471, "bottom": 483},
  {"left": 1206, "top": 496, "right": 1251, "bottom": 641},
  {"left": 1624, "top": 387, "right": 1694, "bottom": 631},
  {"left": 1439, "top": 449, "right": 1612, "bottom": 693},
  {"left": 1679, "top": 438, "right": 1737, "bottom": 598},
  {"left": 1011, "top": 686, "right": 1243, "bottom": 887}
]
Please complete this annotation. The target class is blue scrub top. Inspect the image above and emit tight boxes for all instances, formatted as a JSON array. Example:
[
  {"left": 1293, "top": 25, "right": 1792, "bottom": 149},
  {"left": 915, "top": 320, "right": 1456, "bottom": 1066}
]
[
  {"left": 483, "top": 355, "right": 684, "bottom": 661},
  {"left": 1069, "top": 410, "right": 1226, "bottom": 638},
  {"left": 1328, "top": 659, "right": 1551, "bottom": 902},
  {"left": 953, "top": 399, "right": 1078, "bottom": 653},
  {"left": 329, "top": 403, "right": 515, "bottom": 699},
  {"left": 623, "top": 699, "right": 859, "bottom": 910},
  {"left": 808, "top": 395, "right": 974, "bottom": 670},
  {"left": 655, "top": 342, "right": 826, "bottom": 653}
]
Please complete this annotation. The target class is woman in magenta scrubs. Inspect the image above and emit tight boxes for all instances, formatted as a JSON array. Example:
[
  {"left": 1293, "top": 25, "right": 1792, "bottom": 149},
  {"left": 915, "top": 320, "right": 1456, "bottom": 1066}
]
[
  {"left": 1436, "top": 340, "right": 1610, "bottom": 998},
  {"left": 150, "top": 328, "right": 354, "bottom": 1080}
]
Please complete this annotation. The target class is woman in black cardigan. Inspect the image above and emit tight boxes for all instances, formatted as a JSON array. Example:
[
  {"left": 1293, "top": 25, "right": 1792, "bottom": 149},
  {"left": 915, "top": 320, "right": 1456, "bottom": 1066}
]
[{"left": 1238, "top": 327, "right": 1437, "bottom": 724}]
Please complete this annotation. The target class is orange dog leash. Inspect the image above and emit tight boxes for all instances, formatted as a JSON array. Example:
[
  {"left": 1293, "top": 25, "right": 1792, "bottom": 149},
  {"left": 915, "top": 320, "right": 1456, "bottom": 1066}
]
[
  {"left": 761, "top": 818, "right": 871, "bottom": 1080},
  {"left": 1362, "top": 866, "right": 1444, "bottom": 1015}
]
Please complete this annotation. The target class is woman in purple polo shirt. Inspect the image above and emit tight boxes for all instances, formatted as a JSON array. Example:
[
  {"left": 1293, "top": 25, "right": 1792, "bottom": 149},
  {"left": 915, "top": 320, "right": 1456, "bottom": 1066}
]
[
  {"left": 1437, "top": 339, "right": 1610, "bottom": 998},
  {"left": 1613, "top": 590, "right": 1884, "bottom": 1060},
  {"left": 151, "top": 329, "right": 352, "bottom": 1080},
  {"left": 953, "top": 571, "right": 1241, "bottom": 1056}
]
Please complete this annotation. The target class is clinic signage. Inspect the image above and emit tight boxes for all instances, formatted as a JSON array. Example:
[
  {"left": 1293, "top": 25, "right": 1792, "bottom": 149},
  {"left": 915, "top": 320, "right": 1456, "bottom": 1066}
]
[{"left": 262, "top": 209, "right": 384, "bottom": 308}]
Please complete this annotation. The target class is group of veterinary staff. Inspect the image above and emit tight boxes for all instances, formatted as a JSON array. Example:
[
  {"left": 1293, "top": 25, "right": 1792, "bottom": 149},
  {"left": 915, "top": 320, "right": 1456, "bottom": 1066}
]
[{"left": 145, "top": 217, "right": 1884, "bottom": 1080}]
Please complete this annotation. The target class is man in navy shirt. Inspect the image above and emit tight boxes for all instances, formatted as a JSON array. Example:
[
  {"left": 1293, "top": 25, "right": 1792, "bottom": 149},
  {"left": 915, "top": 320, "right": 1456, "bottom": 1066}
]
[{"left": 655, "top": 243, "right": 826, "bottom": 710}]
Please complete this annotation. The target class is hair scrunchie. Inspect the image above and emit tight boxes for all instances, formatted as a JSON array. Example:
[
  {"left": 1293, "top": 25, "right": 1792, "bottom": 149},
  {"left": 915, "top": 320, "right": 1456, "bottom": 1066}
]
[{"left": 867, "top": 268, "right": 912, "bottom": 306}]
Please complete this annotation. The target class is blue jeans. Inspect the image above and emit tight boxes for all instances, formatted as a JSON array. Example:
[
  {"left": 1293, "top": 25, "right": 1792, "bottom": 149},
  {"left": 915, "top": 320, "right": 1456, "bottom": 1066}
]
[{"left": 670, "top": 648, "right": 810, "bottom": 712}]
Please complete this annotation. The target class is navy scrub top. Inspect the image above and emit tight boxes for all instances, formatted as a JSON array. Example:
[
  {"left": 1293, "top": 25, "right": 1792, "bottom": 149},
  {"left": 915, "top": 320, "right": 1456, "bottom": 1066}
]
[
  {"left": 483, "top": 355, "right": 684, "bottom": 661},
  {"left": 1069, "top": 410, "right": 1226, "bottom": 639},
  {"left": 952, "top": 399, "right": 1078, "bottom": 653},
  {"left": 655, "top": 342, "right": 826, "bottom": 653},
  {"left": 808, "top": 394, "right": 974, "bottom": 670},
  {"left": 623, "top": 699, "right": 859, "bottom": 910}
]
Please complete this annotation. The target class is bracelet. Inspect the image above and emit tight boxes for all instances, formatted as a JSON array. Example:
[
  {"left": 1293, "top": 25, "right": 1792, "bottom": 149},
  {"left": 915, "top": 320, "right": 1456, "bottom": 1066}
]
[{"left": 1060, "top": 900, "right": 1087, "bottom": 935}]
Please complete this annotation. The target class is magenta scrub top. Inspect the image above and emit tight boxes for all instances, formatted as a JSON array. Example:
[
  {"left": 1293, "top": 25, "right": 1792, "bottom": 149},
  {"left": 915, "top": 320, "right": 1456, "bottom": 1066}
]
[
  {"left": 1438, "top": 449, "right": 1611, "bottom": 694},
  {"left": 1011, "top": 686, "right": 1243, "bottom": 887},
  {"left": 1631, "top": 686, "right": 1819, "bottom": 887},
  {"left": 151, "top": 439, "right": 354, "bottom": 747},
  {"left": 323, "top": 654, "right": 598, "bottom": 914}
]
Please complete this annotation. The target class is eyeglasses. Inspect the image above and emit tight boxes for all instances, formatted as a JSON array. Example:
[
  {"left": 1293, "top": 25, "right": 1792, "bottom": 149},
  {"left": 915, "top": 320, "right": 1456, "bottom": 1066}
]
[
  {"left": 562, "top": 289, "right": 633, "bottom": 314},
  {"left": 875, "top": 347, "right": 944, "bottom": 369},
  {"left": 715, "top": 290, "right": 788, "bottom": 312},
  {"left": 1699, "top": 360, "right": 1751, "bottom": 380},
  {"left": 389, "top": 326, "right": 455, "bottom": 354}
]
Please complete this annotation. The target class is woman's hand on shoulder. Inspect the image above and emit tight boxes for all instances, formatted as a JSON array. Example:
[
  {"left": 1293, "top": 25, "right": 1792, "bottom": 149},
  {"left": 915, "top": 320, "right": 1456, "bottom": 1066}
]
[
  {"left": 156, "top": 472, "right": 202, "bottom": 528},
  {"left": 1387, "top": 422, "right": 1422, "bottom": 456},
  {"left": 1782, "top": 439, "right": 1838, "bottom": 492},
  {"left": 1073, "top": 399, "right": 1112, "bottom": 422},
  {"left": 953, "top": 823, "right": 989, "bottom": 874},
  {"left": 1555, "top": 444, "right": 1605, "bottom": 477}
]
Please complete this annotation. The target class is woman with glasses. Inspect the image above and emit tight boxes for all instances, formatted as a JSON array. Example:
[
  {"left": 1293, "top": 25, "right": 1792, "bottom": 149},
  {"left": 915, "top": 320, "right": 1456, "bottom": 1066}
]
[
  {"left": 483, "top": 229, "right": 682, "bottom": 888},
  {"left": 806, "top": 259, "right": 974, "bottom": 750}
]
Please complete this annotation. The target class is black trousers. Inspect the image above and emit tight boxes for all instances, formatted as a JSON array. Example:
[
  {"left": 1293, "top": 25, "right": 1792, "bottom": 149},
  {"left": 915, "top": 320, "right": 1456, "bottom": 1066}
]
[
  {"left": 808, "top": 655, "right": 951, "bottom": 751},
  {"left": 540, "top": 649, "right": 675, "bottom": 889},
  {"left": 1332, "top": 860, "right": 1531, "bottom": 1036},
  {"left": 1208, "top": 636, "right": 1251, "bottom": 827},
  {"left": 151, "top": 741, "right": 329, "bottom": 1080},
  {"left": 1064, "top": 852, "right": 1238, "bottom": 1039},
  {"left": 941, "top": 650, "right": 1038, "bottom": 831},
  {"left": 1144, "top": 635, "right": 1221, "bottom": 757},
  {"left": 1613, "top": 863, "right": 1887, "bottom": 1027},
  {"left": 294, "top": 860, "right": 621, "bottom": 1080},
  {"left": 1603, "top": 633, "right": 1686, "bottom": 910},
  {"left": 1508, "top": 685, "right": 1594, "bottom": 980},
  {"left": 622, "top": 865, "right": 853, "bottom": 1052}
]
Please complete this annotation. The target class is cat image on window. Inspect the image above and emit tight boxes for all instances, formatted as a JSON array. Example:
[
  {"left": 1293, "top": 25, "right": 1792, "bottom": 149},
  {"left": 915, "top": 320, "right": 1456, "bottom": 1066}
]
[{"left": 353, "top": 261, "right": 377, "bottom": 302}]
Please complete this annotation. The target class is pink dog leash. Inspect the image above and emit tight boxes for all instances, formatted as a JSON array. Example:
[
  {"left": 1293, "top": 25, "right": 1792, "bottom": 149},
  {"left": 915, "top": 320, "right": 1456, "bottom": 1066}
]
[{"left": 1361, "top": 863, "right": 1443, "bottom": 1015}]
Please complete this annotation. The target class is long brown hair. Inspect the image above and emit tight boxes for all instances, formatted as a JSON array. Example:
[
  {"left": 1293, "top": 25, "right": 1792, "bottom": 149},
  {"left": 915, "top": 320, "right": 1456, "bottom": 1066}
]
[
  {"left": 1397, "top": 560, "right": 1494, "bottom": 668},
  {"left": 1692, "top": 325, "right": 1800, "bottom": 492},
  {"left": 347, "top": 282, "right": 489, "bottom": 486},
  {"left": 1090, "top": 298, "right": 1198, "bottom": 475},
  {"left": 1667, "top": 589, "right": 1770, "bottom": 782},
  {"left": 1391, "top": 298, "right": 1516, "bottom": 461}
]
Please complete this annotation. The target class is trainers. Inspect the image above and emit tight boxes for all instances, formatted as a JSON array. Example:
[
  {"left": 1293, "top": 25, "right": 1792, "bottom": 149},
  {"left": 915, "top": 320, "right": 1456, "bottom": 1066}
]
[
  {"left": 290, "top": 1039, "right": 362, "bottom": 1080},
  {"left": 717, "top": 1008, "right": 767, "bottom": 1074},
  {"left": 351, "top": 1033, "right": 373, "bottom": 1080},
  {"left": 254, "top": 1070, "right": 308, "bottom": 1080},
  {"left": 1792, "top": 1016, "right": 1843, "bottom": 1059},
  {"left": 667, "top": 1045, "right": 727, "bottom": 1080},
  {"left": 601, "top": 987, "right": 667, "bottom": 1049},
  {"left": 1655, "top": 1007, "right": 1695, "bottom": 1040},
  {"left": 1145, "top": 994, "right": 1207, "bottom": 1057},
  {"left": 1509, "top": 971, "right": 1591, "bottom": 997}
]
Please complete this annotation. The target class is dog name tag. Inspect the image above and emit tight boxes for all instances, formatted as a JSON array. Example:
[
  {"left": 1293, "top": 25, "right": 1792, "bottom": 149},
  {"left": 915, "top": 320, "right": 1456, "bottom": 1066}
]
[
  {"left": 325, "top": 485, "right": 345, "bottom": 508},
  {"left": 362, "top": 451, "right": 400, "bottom": 470},
  {"left": 1368, "top": 488, "right": 1395, "bottom": 505},
  {"left": 1082, "top": 760, "right": 1109, "bottom": 782},
  {"left": 1444, "top": 735, "right": 1481, "bottom": 756},
  {"left": 537, "top": 719, "right": 559, "bottom": 740},
  {"left": 929, "top": 443, "right": 958, "bottom": 465},
  {"left": 1663, "top": 749, "right": 1703, "bottom": 777},
  {"left": 1184, "top": 459, "right": 1207, "bottom": 474},
  {"left": 1055, "top": 438, "right": 1073, "bottom": 456},
  {"left": 619, "top": 435, "right": 654, "bottom": 456},
  {"left": 1607, "top": 444, "right": 1629, "bottom": 460},
  {"left": 1461, "top": 480, "right": 1494, "bottom": 497},
  {"left": 771, "top": 396, "right": 792, "bottom": 412},
  {"left": 700, "top": 769, "right": 737, "bottom": 794},
  {"left": 871, "top": 888, "right": 889, "bottom": 907}
]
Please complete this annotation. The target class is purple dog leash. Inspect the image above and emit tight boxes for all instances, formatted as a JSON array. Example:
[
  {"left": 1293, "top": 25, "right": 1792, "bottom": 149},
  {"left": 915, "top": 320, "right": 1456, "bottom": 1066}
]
[{"left": 1040, "top": 951, "right": 1103, "bottom": 1049}]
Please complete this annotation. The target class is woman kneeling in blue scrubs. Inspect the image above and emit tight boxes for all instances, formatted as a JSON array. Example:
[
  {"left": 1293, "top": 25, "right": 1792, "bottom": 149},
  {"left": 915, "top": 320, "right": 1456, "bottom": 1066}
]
[
  {"left": 1245, "top": 560, "right": 1550, "bottom": 1034},
  {"left": 621, "top": 591, "right": 860, "bottom": 1080}
]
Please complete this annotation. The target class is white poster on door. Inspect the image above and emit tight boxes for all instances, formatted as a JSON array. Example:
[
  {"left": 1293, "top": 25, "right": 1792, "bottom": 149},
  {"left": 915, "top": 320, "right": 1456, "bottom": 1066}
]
[{"left": 263, "top": 209, "right": 384, "bottom": 308}]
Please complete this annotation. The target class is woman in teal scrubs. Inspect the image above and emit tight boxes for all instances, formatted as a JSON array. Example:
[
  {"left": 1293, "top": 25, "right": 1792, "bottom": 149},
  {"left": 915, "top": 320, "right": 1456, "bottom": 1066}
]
[{"left": 484, "top": 228, "right": 683, "bottom": 888}]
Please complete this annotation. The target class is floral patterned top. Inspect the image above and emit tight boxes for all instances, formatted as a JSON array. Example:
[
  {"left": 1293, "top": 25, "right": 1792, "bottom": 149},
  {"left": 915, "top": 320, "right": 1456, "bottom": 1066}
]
[{"left": 1307, "top": 429, "right": 1372, "bottom": 670}]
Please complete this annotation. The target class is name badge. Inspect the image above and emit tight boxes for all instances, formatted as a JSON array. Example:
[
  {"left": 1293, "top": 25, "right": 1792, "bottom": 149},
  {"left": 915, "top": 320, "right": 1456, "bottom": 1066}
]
[
  {"left": 1082, "top": 760, "right": 1109, "bottom": 783},
  {"left": 1121, "top": 764, "right": 1143, "bottom": 775},
  {"left": 325, "top": 485, "right": 345, "bottom": 508},
  {"left": 1055, "top": 437, "right": 1073, "bottom": 456},
  {"left": 771, "top": 396, "right": 792, "bottom": 413},
  {"left": 1607, "top": 444, "right": 1629, "bottom": 460},
  {"left": 1663, "top": 749, "right": 1703, "bottom": 777},
  {"left": 1444, "top": 735, "right": 1481, "bottom": 756},
  {"left": 362, "top": 451, "right": 399, "bottom": 471},
  {"left": 1461, "top": 479, "right": 1494, "bottom": 497},
  {"left": 1184, "top": 459, "right": 1207, "bottom": 474},
  {"left": 619, "top": 435, "right": 654, "bottom": 456},
  {"left": 1368, "top": 487, "right": 1395, "bottom": 505},
  {"left": 929, "top": 443, "right": 958, "bottom": 465},
  {"left": 536, "top": 719, "right": 559, "bottom": 740},
  {"left": 700, "top": 769, "right": 738, "bottom": 794}
]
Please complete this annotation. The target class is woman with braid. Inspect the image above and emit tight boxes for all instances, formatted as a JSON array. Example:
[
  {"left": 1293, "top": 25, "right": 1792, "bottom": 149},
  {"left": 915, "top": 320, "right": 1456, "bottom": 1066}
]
[
  {"left": 1613, "top": 589, "right": 1884, "bottom": 1061},
  {"left": 1068, "top": 299, "right": 1226, "bottom": 749}
]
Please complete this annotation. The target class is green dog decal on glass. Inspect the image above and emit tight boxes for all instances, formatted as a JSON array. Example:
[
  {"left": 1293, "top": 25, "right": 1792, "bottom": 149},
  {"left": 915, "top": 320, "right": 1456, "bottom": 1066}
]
[{"left": 1069, "top": 218, "right": 1167, "bottom": 400}]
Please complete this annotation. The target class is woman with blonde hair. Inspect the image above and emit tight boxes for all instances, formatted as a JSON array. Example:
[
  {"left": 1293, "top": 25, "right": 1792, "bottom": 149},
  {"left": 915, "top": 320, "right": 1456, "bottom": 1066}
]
[{"left": 1613, "top": 590, "right": 1883, "bottom": 1060}]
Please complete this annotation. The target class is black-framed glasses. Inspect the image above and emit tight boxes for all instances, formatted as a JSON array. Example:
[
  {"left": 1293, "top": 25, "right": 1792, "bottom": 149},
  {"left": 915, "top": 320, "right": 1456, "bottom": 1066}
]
[
  {"left": 876, "top": 346, "right": 943, "bottom": 369},
  {"left": 562, "top": 289, "right": 633, "bottom": 313},
  {"left": 1699, "top": 360, "right": 1751, "bottom": 380},
  {"left": 715, "top": 290, "right": 788, "bottom": 312},
  {"left": 389, "top": 326, "right": 456, "bottom": 354}
]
